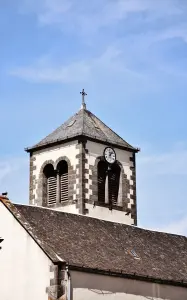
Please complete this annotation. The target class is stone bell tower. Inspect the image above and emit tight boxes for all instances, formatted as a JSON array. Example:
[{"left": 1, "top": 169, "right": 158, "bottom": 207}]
[{"left": 26, "top": 90, "right": 139, "bottom": 225}]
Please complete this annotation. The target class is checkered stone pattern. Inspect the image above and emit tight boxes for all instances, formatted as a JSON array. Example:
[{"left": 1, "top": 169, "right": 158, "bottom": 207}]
[
  {"left": 46, "top": 263, "right": 66, "bottom": 300},
  {"left": 74, "top": 149, "right": 80, "bottom": 202},
  {"left": 29, "top": 153, "right": 37, "bottom": 205},
  {"left": 88, "top": 153, "right": 137, "bottom": 225},
  {"left": 75, "top": 141, "right": 88, "bottom": 214},
  {"left": 85, "top": 154, "right": 93, "bottom": 202},
  {"left": 30, "top": 155, "right": 77, "bottom": 209},
  {"left": 129, "top": 153, "right": 137, "bottom": 225}
]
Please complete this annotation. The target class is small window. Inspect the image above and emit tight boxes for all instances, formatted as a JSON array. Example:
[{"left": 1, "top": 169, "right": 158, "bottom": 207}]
[{"left": 129, "top": 249, "right": 140, "bottom": 259}]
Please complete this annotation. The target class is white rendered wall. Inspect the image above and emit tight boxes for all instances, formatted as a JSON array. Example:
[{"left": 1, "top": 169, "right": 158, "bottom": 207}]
[
  {"left": 32, "top": 140, "right": 79, "bottom": 204},
  {"left": 85, "top": 204, "right": 133, "bottom": 224},
  {"left": 85, "top": 141, "right": 134, "bottom": 225},
  {"left": 71, "top": 271, "right": 187, "bottom": 300},
  {"left": 54, "top": 204, "right": 79, "bottom": 214},
  {"left": 0, "top": 202, "right": 52, "bottom": 300}
]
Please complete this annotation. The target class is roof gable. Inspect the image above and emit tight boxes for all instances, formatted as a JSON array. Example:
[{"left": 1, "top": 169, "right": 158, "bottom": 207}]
[
  {"left": 26, "top": 109, "right": 137, "bottom": 152},
  {"left": 14, "top": 203, "right": 187, "bottom": 285},
  {"left": 0, "top": 197, "right": 62, "bottom": 263}
]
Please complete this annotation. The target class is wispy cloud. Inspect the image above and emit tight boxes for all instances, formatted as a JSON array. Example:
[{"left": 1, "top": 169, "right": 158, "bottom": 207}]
[
  {"left": 160, "top": 216, "right": 187, "bottom": 236},
  {"left": 19, "top": 0, "right": 183, "bottom": 32},
  {"left": 9, "top": 60, "right": 91, "bottom": 83},
  {"left": 12, "top": 0, "right": 187, "bottom": 86},
  {"left": 9, "top": 46, "right": 145, "bottom": 83},
  {"left": 138, "top": 146, "right": 187, "bottom": 176}
]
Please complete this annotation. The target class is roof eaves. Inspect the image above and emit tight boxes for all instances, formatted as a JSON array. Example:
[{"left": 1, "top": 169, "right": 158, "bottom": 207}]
[
  {"left": 68, "top": 264, "right": 187, "bottom": 288},
  {"left": 25, "top": 134, "right": 140, "bottom": 153},
  {"left": 25, "top": 133, "right": 83, "bottom": 152},
  {"left": 86, "top": 110, "right": 138, "bottom": 150}
]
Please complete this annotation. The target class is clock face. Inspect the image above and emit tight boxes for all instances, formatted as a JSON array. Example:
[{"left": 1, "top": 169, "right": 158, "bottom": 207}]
[{"left": 104, "top": 147, "right": 116, "bottom": 164}]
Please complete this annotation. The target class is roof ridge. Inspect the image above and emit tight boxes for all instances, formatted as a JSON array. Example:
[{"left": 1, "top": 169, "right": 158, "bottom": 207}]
[
  {"left": 85, "top": 110, "right": 109, "bottom": 141},
  {"left": 86, "top": 109, "right": 136, "bottom": 150},
  {"left": 14, "top": 203, "right": 187, "bottom": 239}
]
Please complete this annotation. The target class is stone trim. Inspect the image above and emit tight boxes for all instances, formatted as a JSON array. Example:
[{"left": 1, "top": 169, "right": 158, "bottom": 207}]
[
  {"left": 89, "top": 156, "right": 103, "bottom": 205},
  {"left": 46, "top": 263, "right": 67, "bottom": 300},
  {"left": 116, "top": 160, "right": 130, "bottom": 211},
  {"left": 36, "top": 160, "right": 55, "bottom": 207},
  {"left": 29, "top": 153, "right": 36, "bottom": 204},
  {"left": 54, "top": 156, "right": 72, "bottom": 170},
  {"left": 89, "top": 156, "right": 131, "bottom": 214},
  {"left": 36, "top": 157, "right": 76, "bottom": 208},
  {"left": 75, "top": 140, "right": 88, "bottom": 214},
  {"left": 129, "top": 153, "right": 137, "bottom": 225}
]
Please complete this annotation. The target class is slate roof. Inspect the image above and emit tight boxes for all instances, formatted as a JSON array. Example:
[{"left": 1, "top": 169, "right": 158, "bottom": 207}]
[
  {"left": 26, "top": 108, "right": 137, "bottom": 152},
  {"left": 9, "top": 203, "right": 187, "bottom": 285}
]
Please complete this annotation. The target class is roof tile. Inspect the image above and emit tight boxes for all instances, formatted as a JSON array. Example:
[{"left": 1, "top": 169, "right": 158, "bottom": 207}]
[
  {"left": 26, "top": 109, "right": 136, "bottom": 151},
  {"left": 14, "top": 204, "right": 187, "bottom": 284}
]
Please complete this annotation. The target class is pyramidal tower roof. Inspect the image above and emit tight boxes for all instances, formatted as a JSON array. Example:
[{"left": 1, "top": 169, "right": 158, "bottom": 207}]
[{"left": 26, "top": 92, "right": 138, "bottom": 152}]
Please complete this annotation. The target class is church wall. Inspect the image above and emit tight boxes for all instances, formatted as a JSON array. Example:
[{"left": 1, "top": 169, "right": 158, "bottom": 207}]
[
  {"left": 70, "top": 271, "right": 187, "bottom": 300},
  {"left": 30, "top": 140, "right": 80, "bottom": 208},
  {"left": 0, "top": 201, "right": 52, "bottom": 300},
  {"left": 54, "top": 203, "right": 79, "bottom": 214},
  {"left": 85, "top": 141, "right": 137, "bottom": 225},
  {"left": 85, "top": 204, "right": 135, "bottom": 224}
]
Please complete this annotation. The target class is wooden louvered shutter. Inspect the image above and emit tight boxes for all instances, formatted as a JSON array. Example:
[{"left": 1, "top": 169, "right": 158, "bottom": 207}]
[
  {"left": 108, "top": 164, "right": 120, "bottom": 205},
  {"left": 57, "top": 161, "right": 68, "bottom": 202},
  {"left": 60, "top": 171, "right": 68, "bottom": 202},
  {"left": 98, "top": 161, "right": 107, "bottom": 203},
  {"left": 47, "top": 175, "right": 57, "bottom": 205}
]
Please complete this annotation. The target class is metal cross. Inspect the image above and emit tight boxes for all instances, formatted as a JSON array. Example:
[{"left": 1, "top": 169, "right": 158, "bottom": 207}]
[{"left": 80, "top": 89, "right": 87, "bottom": 109}]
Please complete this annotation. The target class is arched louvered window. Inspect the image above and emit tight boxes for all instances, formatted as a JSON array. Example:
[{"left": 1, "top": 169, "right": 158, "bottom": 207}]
[
  {"left": 108, "top": 163, "right": 121, "bottom": 206},
  {"left": 43, "top": 164, "right": 57, "bottom": 206},
  {"left": 57, "top": 160, "right": 68, "bottom": 202},
  {"left": 98, "top": 160, "right": 108, "bottom": 203},
  {"left": 97, "top": 160, "right": 121, "bottom": 206}
]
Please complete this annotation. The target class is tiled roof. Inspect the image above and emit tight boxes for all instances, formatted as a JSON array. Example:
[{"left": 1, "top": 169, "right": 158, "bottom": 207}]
[
  {"left": 11, "top": 203, "right": 187, "bottom": 284},
  {"left": 26, "top": 108, "right": 137, "bottom": 151}
]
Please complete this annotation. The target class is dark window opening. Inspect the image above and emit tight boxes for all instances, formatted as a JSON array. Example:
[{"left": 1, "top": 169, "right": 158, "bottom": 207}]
[
  {"left": 43, "top": 164, "right": 57, "bottom": 206},
  {"left": 108, "top": 163, "right": 121, "bottom": 206},
  {"left": 97, "top": 160, "right": 121, "bottom": 206},
  {"left": 98, "top": 160, "right": 108, "bottom": 203}
]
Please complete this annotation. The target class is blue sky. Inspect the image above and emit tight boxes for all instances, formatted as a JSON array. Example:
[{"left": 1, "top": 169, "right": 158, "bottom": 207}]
[{"left": 1, "top": 0, "right": 187, "bottom": 235}]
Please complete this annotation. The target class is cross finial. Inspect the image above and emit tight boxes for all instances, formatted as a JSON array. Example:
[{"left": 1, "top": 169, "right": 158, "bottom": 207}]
[{"left": 80, "top": 88, "right": 87, "bottom": 109}]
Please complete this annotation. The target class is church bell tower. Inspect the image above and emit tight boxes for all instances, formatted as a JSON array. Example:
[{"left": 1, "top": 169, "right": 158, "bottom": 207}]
[{"left": 26, "top": 90, "right": 139, "bottom": 225}]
